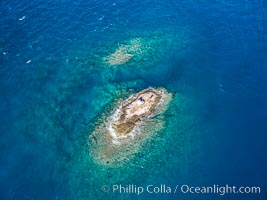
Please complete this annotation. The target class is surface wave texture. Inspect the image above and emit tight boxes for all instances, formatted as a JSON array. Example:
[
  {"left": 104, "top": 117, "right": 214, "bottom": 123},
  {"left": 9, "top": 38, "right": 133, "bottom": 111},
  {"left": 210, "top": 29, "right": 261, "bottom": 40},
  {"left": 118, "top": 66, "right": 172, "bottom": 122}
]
[{"left": 0, "top": 0, "right": 267, "bottom": 200}]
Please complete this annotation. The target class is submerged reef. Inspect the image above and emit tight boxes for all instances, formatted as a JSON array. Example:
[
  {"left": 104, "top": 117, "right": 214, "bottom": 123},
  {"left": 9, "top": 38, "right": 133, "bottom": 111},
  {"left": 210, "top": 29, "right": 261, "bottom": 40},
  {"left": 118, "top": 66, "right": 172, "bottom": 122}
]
[
  {"left": 102, "top": 32, "right": 181, "bottom": 67},
  {"left": 89, "top": 87, "right": 172, "bottom": 166},
  {"left": 104, "top": 38, "right": 144, "bottom": 66}
]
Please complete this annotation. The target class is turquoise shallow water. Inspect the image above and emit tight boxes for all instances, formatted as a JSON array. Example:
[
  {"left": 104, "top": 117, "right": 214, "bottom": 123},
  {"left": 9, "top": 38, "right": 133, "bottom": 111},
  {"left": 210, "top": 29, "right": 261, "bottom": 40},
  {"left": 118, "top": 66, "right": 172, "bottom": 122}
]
[{"left": 1, "top": 0, "right": 267, "bottom": 199}]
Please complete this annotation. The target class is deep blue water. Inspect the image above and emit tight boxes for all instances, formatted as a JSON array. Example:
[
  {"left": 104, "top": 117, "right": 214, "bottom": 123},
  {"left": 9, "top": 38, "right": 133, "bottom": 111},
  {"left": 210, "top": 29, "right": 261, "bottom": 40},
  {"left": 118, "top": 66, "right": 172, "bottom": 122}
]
[{"left": 1, "top": 0, "right": 267, "bottom": 199}]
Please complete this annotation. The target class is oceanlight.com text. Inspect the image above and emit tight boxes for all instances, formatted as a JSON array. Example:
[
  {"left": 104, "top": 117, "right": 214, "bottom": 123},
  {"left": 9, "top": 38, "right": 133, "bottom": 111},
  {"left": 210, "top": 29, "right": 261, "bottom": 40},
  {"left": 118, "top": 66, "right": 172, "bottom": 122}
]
[{"left": 178, "top": 184, "right": 261, "bottom": 195}]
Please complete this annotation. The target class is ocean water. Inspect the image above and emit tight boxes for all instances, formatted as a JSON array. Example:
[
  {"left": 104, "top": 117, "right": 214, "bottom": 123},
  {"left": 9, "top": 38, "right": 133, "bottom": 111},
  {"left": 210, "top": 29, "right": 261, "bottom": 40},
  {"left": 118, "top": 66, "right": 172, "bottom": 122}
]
[{"left": 1, "top": 0, "right": 267, "bottom": 200}]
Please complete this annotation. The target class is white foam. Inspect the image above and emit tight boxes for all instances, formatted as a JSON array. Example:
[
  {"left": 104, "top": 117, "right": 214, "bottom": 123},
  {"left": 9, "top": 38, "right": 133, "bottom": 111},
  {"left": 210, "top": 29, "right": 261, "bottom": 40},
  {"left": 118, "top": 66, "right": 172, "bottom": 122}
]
[
  {"left": 98, "top": 16, "right": 104, "bottom": 21},
  {"left": 19, "top": 16, "right": 26, "bottom": 21}
]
